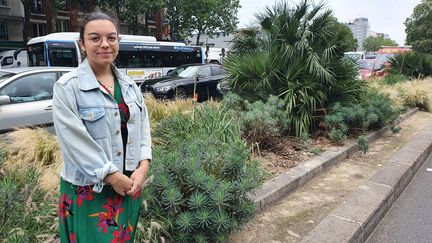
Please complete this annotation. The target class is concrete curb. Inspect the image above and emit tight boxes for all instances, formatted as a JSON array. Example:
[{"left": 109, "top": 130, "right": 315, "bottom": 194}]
[
  {"left": 301, "top": 120, "right": 432, "bottom": 243},
  {"left": 251, "top": 108, "right": 418, "bottom": 212}
]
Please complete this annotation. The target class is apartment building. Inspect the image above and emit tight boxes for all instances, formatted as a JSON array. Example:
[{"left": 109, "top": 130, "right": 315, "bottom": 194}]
[
  {"left": 347, "top": 17, "right": 370, "bottom": 51},
  {"left": 0, "top": 0, "right": 168, "bottom": 51}
]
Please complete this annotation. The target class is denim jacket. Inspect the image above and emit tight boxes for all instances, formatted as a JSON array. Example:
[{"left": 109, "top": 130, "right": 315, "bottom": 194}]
[{"left": 53, "top": 59, "right": 152, "bottom": 193}]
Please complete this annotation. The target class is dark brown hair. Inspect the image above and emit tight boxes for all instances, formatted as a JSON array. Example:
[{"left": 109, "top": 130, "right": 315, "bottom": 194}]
[{"left": 79, "top": 12, "right": 119, "bottom": 41}]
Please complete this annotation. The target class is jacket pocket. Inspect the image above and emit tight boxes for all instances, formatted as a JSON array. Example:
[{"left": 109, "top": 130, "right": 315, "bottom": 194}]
[{"left": 79, "top": 107, "right": 107, "bottom": 139}]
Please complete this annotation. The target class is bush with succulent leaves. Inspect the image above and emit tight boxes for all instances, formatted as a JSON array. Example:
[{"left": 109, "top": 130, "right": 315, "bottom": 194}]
[
  {"left": 324, "top": 89, "right": 400, "bottom": 142},
  {"left": 141, "top": 105, "right": 263, "bottom": 242}
]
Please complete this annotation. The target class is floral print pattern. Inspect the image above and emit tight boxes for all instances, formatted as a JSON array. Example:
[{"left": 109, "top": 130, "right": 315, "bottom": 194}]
[
  {"left": 58, "top": 194, "right": 73, "bottom": 222},
  {"left": 111, "top": 225, "right": 133, "bottom": 243},
  {"left": 76, "top": 185, "right": 94, "bottom": 207}
]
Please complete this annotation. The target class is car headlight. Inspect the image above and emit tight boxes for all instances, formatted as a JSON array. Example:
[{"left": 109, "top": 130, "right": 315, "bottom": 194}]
[{"left": 153, "top": 86, "right": 173, "bottom": 92}]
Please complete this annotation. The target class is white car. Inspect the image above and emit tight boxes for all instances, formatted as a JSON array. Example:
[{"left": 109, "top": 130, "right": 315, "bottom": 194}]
[{"left": 0, "top": 67, "right": 73, "bottom": 133}]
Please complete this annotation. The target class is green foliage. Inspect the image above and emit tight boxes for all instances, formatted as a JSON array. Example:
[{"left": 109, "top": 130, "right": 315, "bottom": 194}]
[
  {"left": 382, "top": 73, "right": 409, "bottom": 85},
  {"left": 388, "top": 51, "right": 432, "bottom": 78},
  {"left": 142, "top": 105, "right": 263, "bottom": 241},
  {"left": 329, "top": 128, "right": 346, "bottom": 144},
  {"left": 362, "top": 36, "right": 398, "bottom": 52},
  {"left": 225, "top": 0, "right": 367, "bottom": 136},
  {"left": 405, "top": 0, "right": 432, "bottom": 54},
  {"left": 357, "top": 135, "right": 369, "bottom": 154},
  {"left": 325, "top": 89, "right": 400, "bottom": 140},
  {"left": 94, "top": 0, "right": 165, "bottom": 35},
  {"left": 310, "top": 147, "right": 322, "bottom": 155},
  {"left": 164, "top": 0, "right": 240, "bottom": 42},
  {"left": 241, "top": 95, "right": 288, "bottom": 148},
  {"left": 391, "top": 125, "right": 402, "bottom": 134},
  {"left": 0, "top": 167, "right": 58, "bottom": 241}
]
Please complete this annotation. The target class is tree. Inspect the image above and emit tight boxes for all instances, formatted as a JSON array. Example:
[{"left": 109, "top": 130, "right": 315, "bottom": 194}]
[
  {"left": 405, "top": 0, "right": 432, "bottom": 54},
  {"left": 190, "top": 0, "right": 240, "bottom": 46},
  {"left": 20, "top": 0, "right": 33, "bottom": 42},
  {"left": 328, "top": 18, "right": 358, "bottom": 52},
  {"left": 363, "top": 36, "right": 397, "bottom": 52},
  {"left": 225, "top": 0, "right": 366, "bottom": 136},
  {"left": 94, "top": 0, "right": 165, "bottom": 35},
  {"left": 164, "top": 0, "right": 239, "bottom": 43}
]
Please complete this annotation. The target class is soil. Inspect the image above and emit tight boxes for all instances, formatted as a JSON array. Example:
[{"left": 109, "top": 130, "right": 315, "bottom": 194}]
[
  {"left": 254, "top": 133, "right": 339, "bottom": 178},
  {"left": 229, "top": 111, "right": 432, "bottom": 243}
]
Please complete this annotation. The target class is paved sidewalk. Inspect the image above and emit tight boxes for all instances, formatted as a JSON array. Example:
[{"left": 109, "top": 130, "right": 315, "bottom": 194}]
[{"left": 230, "top": 111, "right": 432, "bottom": 242}]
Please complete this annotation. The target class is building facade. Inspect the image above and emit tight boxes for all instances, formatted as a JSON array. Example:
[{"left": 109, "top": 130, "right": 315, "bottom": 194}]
[
  {"left": 0, "top": 1, "right": 167, "bottom": 51},
  {"left": 0, "top": 0, "right": 25, "bottom": 50},
  {"left": 347, "top": 17, "right": 370, "bottom": 51}
]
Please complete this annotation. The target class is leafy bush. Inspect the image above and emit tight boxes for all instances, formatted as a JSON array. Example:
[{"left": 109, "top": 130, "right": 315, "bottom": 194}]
[
  {"left": 143, "top": 106, "right": 263, "bottom": 242},
  {"left": 388, "top": 51, "right": 432, "bottom": 78},
  {"left": 325, "top": 89, "right": 399, "bottom": 140},
  {"left": 329, "top": 128, "right": 347, "bottom": 144},
  {"left": 357, "top": 135, "right": 369, "bottom": 154},
  {"left": 399, "top": 84, "right": 432, "bottom": 112},
  {"left": 382, "top": 73, "right": 409, "bottom": 85},
  {"left": 224, "top": 1, "right": 367, "bottom": 136},
  {"left": 241, "top": 95, "right": 288, "bottom": 148},
  {"left": 0, "top": 166, "right": 59, "bottom": 241}
]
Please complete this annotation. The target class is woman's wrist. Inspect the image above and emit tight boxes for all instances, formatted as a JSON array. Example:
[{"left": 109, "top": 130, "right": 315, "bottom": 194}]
[{"left": 139, "top": 159, "right": 150, "bottom": 168}]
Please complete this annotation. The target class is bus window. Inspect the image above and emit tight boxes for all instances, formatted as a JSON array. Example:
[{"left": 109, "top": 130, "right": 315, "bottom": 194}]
[
  {"left": 49, "top": 48, "right": 78, "bottom": 67},
  {"left": 27, "top": 43, "right": 46, "bottom": 66}
]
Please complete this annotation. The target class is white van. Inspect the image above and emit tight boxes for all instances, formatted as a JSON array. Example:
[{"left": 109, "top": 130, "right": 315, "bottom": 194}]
[{"left": 0, "top": 49, "right": 28, "bottom": 69}]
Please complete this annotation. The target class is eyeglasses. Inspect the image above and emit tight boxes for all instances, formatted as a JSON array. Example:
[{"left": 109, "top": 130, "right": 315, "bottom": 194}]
[{"left": 86, "top": 34, "right": 120, "bottom": 46}]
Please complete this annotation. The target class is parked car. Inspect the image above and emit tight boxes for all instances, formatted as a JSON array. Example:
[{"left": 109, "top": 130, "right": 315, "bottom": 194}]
[
  {"left": 141, "top": 63, "right": 228, "bottom": 101},
  {"left": 0, "top": 67, "right": 73, "bottom": 133},
  {"left": 358, "top": 59, "right": 385, "bottom": 79}
]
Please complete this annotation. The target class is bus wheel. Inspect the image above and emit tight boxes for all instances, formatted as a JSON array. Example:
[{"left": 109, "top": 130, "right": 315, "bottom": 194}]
[{"left": 175, "top": 87, "right": 187, "bottom": 100}]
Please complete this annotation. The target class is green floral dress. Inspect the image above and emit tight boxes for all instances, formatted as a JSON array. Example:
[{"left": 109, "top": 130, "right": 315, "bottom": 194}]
[{"left": 59, "top": 78, "right": 141, "bottom": 243}]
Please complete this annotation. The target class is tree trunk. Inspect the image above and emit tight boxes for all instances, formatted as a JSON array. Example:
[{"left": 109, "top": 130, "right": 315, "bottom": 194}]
[
  {"left": 21, "top": 0, "right": 33, "bottom": 42},
  {"left": 195, "top": 32, "right": 201, "bottom": 46},
  {"left": 144, "top": 12, "right": 149, "bottom": 36}
]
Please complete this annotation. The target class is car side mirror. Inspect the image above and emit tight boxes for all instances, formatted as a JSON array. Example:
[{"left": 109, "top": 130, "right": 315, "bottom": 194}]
[
  {"left": 167, "top": 69, "right": 174, "bottom": 76},
  {"left": 197, "top": 74, "right": 206, "bottom": 78},
  {"left": 0, "top": 95, "right": 11, "bottom": 105}
]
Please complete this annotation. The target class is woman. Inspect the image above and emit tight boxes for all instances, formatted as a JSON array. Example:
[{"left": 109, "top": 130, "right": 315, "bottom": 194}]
[{"left": 53, "top": 12, "right": 151, "bottom": 242}]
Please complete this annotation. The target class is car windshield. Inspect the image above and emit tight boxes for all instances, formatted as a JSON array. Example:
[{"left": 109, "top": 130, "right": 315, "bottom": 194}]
[
  {"left": 166, "top": 66, "right": 187, "bottom": 77},
  {"left": 0, "top": 73, "right": 16, "bottom": 84},
  {"left": 376, "top": 53, "right": 395, "bottom": 64},
  {"left": 358, "top": 60, "right": 381, "bottom": 70},
  {"left": 177, "top": 66, "right": 201, "bottom": 78},
  {"left": 358, "top": 60, "right": 374, "bottom": 69}
]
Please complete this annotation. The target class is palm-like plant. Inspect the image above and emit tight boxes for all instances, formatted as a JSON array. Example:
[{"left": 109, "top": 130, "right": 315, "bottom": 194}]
[{"left": 225, "top": 0, "right": 365, "bottom": 136}]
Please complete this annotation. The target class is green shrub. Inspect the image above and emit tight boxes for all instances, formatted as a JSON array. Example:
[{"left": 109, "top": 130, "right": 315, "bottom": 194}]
[
  {"left": 329, "top": 128, "right": 346, "bottom": 144},
  {"left": 0, "top": 167, "right": 58, "bottom": 241},
  {"left": 224, "top": 1, "right": 367, "bottom": 137},
  {"left": 142, "top": 106, "right": 263, "bottom": 242},
  {"left": 325, "top": 89, "right": 400, "bottom": 140},
  {"left": 388, "top": 51, "right": 432, "bottom": 78},
  {"left": 310, "top": 147, "right": 322, "bottom": 155},
  {"left": 382, "top": 73, "right": 409, "bottom": 85},
  {"left": 242, "top": 95, "right": 288, "bottom": 148},
  {"left": 357, "top": 135, "right": 369, "bottom": 154}
]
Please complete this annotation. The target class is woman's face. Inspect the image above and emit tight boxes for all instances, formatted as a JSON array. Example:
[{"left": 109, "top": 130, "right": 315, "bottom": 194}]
[{"left": 79, "top": 20, "right": 119, "bottom": 67}]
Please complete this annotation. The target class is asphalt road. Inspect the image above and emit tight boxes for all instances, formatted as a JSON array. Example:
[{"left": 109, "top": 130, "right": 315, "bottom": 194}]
[{"left": 367, "top": 152, "right": 432, "bottom": 243}]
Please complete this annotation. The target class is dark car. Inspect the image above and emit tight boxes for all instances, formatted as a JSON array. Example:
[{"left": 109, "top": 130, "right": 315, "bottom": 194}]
[{"left": 140, "top": 63, "right": 228, "bottom": 100}]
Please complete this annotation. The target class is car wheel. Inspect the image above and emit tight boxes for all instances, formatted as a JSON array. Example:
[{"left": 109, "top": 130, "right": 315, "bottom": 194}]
[{"left": 175, "top": 87, "right": 188, "bottom": 99}]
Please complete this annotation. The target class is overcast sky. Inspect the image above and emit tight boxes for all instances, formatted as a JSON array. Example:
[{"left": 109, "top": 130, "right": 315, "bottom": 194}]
[{"left": 237, "top": 0, "right": 422, "bottom": 45}]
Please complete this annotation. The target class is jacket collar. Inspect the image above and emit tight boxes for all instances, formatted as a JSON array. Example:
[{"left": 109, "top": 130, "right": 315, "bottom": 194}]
[{"left": 78, "top": 58, "right": 134, "bottom": 91}]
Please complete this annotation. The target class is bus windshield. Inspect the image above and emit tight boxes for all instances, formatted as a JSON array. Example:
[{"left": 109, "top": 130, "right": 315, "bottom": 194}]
[{"left": 27, "top": 43, "right": 46, "bottom": 66}]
